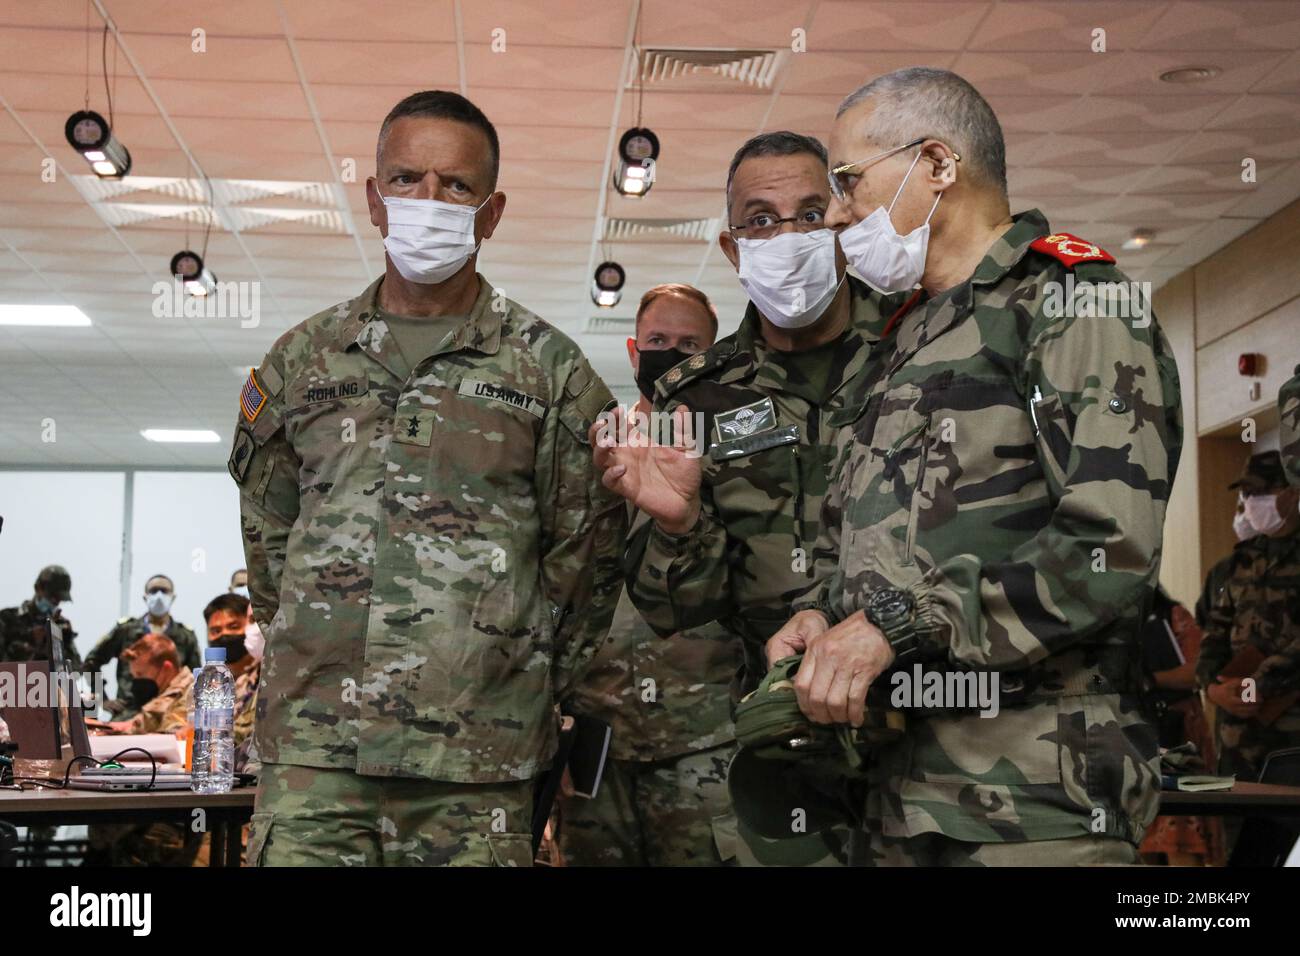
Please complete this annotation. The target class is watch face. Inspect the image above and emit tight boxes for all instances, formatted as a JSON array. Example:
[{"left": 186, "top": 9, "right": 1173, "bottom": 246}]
[
  {"left": 623, "top": 134, "right": 655, "bottom": 161},
  {"left": 72, "top": 117, "right": 104, "bottom": 147}
]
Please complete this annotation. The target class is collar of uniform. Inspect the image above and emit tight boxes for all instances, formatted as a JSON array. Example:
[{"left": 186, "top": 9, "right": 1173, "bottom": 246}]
[
  {"left": 968, "top": 208, "right": 1052, "bottom": 288},
  {"left": 720, "top": 276, "right": 877, "bottom": 387},
  {"left": 336, "top": 273, "right": 502, "bottom": 359}
]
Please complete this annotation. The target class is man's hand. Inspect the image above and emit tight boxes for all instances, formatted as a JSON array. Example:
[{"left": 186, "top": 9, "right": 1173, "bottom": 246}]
[
  {"left": 590, "top": 404, "right": 704, "bottom": 534},
  {"left": 765, "top": 609, "right": 830, "bottom": 666},
  {"left": 794, "top": 610, "right": 895, "bottom": 728},
  {"left": 1207, "top": 677, "right": 1259, "bottom": 719}
]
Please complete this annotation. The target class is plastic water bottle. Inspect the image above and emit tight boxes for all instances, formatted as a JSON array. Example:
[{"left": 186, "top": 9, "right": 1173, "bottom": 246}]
[{"left": 191, "top": 648, "right": 234, "bottom": 793}]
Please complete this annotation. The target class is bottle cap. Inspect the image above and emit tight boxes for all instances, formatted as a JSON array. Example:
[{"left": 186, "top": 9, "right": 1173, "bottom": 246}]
[{"left": 204, "top": 647, "right": 227, "bottom": 663}]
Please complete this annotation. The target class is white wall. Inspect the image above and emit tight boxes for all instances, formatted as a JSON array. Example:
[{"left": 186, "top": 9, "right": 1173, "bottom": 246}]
[
  {"left": 0, "top": 471, "right": 124, "bottom": 662},
  {"left": 1, "top": 469, "right": 244, "bottom": 667},
  {"left": 128, "top": 471, "right": 245, "bottom": 653}
]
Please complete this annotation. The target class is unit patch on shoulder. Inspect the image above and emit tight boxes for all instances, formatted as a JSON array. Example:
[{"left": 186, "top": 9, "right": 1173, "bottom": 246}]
[
  {"left": 240, "top": 369, "right": 268, "bottom": 423},
  {"left": 714, "top": 396, "right": 777, "bottom": 444},
  {"left": 1030, "top": 233, "right": 1116, "bottom": 269}
]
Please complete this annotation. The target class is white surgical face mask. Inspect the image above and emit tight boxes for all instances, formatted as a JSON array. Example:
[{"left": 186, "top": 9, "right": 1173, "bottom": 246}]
[
  {"left": 381, "top": 193, "right": 489, "bottom": 285},
  {"left": 1244, "top": 494, "right": 1286, "bottom": 536},
  {"left": 736, "top": 229, "right": 844, "bottom": 329},
  {"left": 244, "top": 621, "right": 265, "bottom": 661},
  {"left": 838, "top": 149, "right": 942, "bottom": 294},
  {"left": 146, "top": 590, "right": 173, "bottom": 617},
  {"left": 1232, "top": 509, "right": 1256, "bottom": 542}
]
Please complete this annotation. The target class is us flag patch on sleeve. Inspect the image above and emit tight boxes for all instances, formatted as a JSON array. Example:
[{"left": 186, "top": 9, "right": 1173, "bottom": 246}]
[{"left": 240, "top": 369, "right": 268, "bottom": 422}]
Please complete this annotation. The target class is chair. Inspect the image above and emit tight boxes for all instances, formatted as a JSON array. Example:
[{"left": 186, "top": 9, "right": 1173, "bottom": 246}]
[{"left": 1227, "top": 747, "right": 1300, "bottom": 867}]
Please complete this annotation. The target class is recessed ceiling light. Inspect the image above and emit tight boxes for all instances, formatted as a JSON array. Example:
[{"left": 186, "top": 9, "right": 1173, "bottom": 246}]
[
  {"left": 141, "top": 429, "right": 221, "bottom": 443},
  {"left": 0, "top": 304, "right": 92, "bottom": 327},
  {"left": 1122, "top": 228, "right": 1157, "bottom": 251},
  {"left": 1159, "top": 66, "right": 1221, "bottom": 84}
]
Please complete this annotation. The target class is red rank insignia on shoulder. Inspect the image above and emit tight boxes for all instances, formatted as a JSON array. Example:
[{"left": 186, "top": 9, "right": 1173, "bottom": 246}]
[{"left": 1030, "top": 232, "right": 1115, "bottom": 268}]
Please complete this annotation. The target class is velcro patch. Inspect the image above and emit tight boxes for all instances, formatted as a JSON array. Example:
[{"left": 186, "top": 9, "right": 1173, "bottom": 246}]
[
  {"left": 228, "top": 426, "right": 255, "bottom": 483},
  {"left": 459, "top": 379, "right": 547, "bottom": 419},
  {"left": 714, "top": 396, "right": 777, "bottom": 445},
  {"left": 1030, "top": 232, "right": 1116, "bottom": 269},
  {"left": 240, "top": 369, "right": 268, "bottom": 422},
  {"left": 301, "top": 376, "right": 368, "bottom": 405},
  {"left": 393, "top": 408, "right": 435, "bottom": 448}
]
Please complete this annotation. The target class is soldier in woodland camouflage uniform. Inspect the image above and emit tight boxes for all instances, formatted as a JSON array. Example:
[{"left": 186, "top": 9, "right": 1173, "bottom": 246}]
[
  {"left": 0, "top": 565, "right": 79, "bottom": 665},
  {"left": 230, "top": 91, "right": 624, "bottom": 867},
  {"left": 1280, "top": 367, "right": 1300, "bottom": 488},
  {"left": 769, "top": 68, "right": 1182, "bottom": 866},
  {"left": 1196, "top": 452, "right": 1300, "bottom": 780},
  {"left": 563, "top": 284, "right": 740, "bottom": 867},
  {"left": 595, "top": 132, "right": 897, "bottom": 866}
]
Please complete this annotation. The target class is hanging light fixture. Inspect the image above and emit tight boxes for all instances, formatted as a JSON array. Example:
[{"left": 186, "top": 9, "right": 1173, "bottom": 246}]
[
  {"left": 65, "top": 109, "right": 131, "bottom": 178},
  {"left": 170, "top": 249, "right": 217, "bottom": 298},
  {"left": 592, "top": 261, "right": 625, "bottom": 308},
  {"left": 613, "top": 127, "right": 659, "bottom": 197}
]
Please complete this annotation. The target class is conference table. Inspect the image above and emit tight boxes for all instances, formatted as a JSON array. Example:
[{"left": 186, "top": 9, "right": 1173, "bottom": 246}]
[
  {"left": 1157, "top": 781, "right": 1300, "bottom": 816},
  {"left": 0, "top": 784, "right": 256, "bottom": 866}
]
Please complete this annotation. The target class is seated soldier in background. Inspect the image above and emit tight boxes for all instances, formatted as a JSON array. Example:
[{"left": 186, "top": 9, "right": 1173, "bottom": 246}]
[
  {"left": 202, "top": 593, "right": 260, "bottom": 751},
  {"left": 104, "top": 635, "right": 194, "bottom": 735},
  {"left": 86, "top": 633, "right": 200, "bottom": 866}
]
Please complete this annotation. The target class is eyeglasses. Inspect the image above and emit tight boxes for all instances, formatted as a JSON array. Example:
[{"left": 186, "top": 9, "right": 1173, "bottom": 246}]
[
  {"left": 828, "top": 138, "right": 960, "bottom": 203},
  {"left": 728, "top": 208, "right": 828, "bottom": 241}
]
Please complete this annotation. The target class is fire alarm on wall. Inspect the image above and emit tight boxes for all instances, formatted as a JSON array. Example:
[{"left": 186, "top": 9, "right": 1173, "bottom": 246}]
[{"left": 1239, "top": 353, "right": 1265, "bottom": 376}]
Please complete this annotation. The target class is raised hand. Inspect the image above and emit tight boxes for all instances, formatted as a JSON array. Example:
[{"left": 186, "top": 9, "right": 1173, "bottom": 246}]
[{"left": 590, "top": 404, "right": 704, "bottom": 534}]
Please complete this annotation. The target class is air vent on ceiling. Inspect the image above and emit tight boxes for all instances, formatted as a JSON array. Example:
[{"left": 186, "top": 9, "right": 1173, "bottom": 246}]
[
  {"left": 634, "top": 47, "right": 784, "bottom": 89},
  {"left": 603, "top": 216, "right": 719, "bottom": 243},
  {"left": 583, "top": 315, "right": 637, "bottom": 334},
  {"left": 69, "top": 175, "right": 354, "bottom": 235}
]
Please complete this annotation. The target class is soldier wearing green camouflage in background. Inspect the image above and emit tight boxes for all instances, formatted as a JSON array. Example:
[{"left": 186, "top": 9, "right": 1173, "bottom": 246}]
[
  {"left": 1196, "top": 451, "right": 1300, "bottom": 780},
  {"left": 0, "top": 565, "right": 79, "bottom": 666},
  {"left": 231, "top": 91, "right": 625, "bottom": 867},
  {"left": 771, "top": 68, "right": 1182, "bottom": 866},
  {"left": 595, "top": 132, "right": 896, "bottom": 866},
  {"left": 1195, "top": 496, "right": 1264, "bottom": 630},
  {"left": 563, "top": 284, "right": 740, "bottom": 867},
  {"left": 1280, "top": 366, "right": 1300, "bottom": 487}
]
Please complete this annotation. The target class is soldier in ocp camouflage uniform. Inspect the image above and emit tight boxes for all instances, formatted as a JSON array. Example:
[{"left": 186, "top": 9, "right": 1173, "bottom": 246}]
[
  {"left": 1196, "top": 451, "right": 1300, "bottom": 781},
  {"left": 230, "top": 91, "right": 625, "bottom": 867},
  {"left": 563, "top": 284, "right": 740, "bottom": 867},
  {"left": 1280, "top": 366, "right": 1300, "bottom": 487},
  {"left": 596, "top": 132, "right": 898, "bottom": 866},
  {"left": 772, "top": 68, "right": 1182, "bottom": 866}
]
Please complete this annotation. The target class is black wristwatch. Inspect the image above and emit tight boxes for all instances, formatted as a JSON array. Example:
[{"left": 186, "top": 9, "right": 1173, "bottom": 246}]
[{"left": 865, "top": 587, "right": 919, "bottom": 663}]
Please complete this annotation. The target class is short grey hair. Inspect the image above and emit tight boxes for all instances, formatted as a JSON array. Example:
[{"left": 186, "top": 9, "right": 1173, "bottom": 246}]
[{"left": 837, "top": 68, "right": 1006, "bottom": 194}]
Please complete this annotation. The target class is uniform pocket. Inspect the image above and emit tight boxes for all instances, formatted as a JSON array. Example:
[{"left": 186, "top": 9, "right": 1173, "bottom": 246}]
[
  {"left": 905, "top": 699, "right": 1064, "bottom": 786},
  {"left": 711, "top": 812, "right": 739, "bottom": 864},
  {"left": 245, "top": 810, "right": 274, "bottom": 867},
  {"left": 485, "top": 832, "right": 535, "bottom": 867}
]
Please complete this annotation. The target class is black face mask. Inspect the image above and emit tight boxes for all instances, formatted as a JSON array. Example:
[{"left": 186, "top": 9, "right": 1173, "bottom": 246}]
[
  {"left": 129, "top": 677, "right": 159, "bottom": 706},
  {"left": 634, "top": 347, "right": 692, "bottom": 401},
  {"left": 212, "top": 636, "right": 248, "bottom": 664}
]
